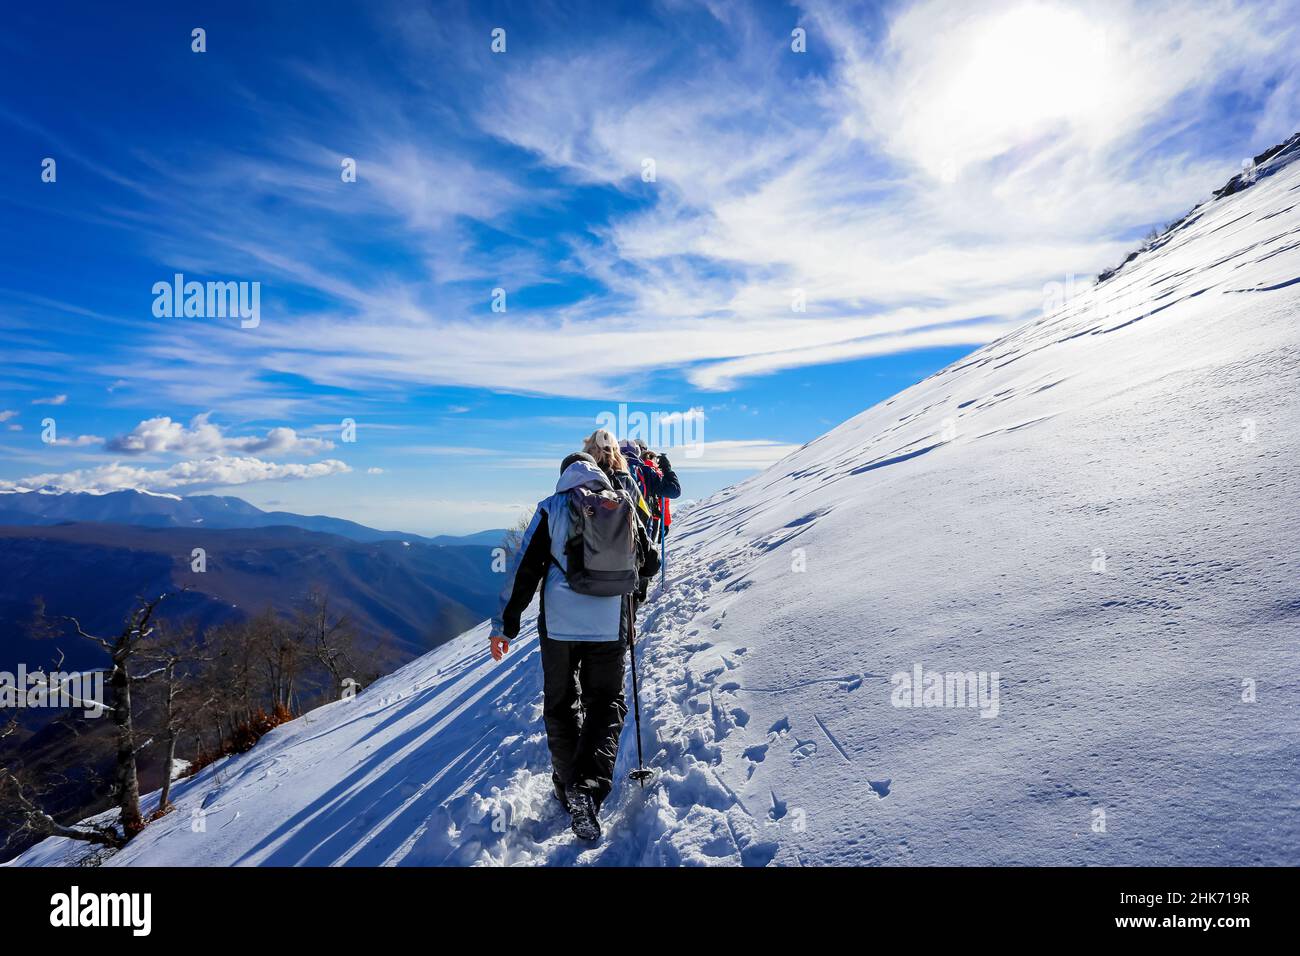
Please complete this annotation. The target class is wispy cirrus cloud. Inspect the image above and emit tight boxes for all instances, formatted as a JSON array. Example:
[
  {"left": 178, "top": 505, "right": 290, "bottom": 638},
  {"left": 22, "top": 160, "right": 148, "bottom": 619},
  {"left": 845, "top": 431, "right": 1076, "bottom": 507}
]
[
  {"left": 668, "top": 440, "right": 804, "bottom": 471},
  {"left": 48, "top": 434, "right": 103, "bottom": 448},
  {"left": 61, "top": 0, "right": 1295, "bottom": 406}
]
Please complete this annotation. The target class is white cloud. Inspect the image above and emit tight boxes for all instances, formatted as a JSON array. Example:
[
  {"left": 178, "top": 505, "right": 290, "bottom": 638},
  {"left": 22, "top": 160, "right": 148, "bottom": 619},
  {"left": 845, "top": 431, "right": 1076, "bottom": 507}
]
[
  {"left": 0, "top": 456, "right": 351, "bottom": 494},
  {"left": 834, "top": 0, "right": 1295, "bottom": 182},
  {"left": 105, "top": 412, "right": 334, "bottom": 456},
  {"left": 658, "top": 407, "right": 706, "bottom": 426},
  {"left": 0, "top": 410, "right": 17, "bottom": 422},
  {"left": 667, "top": 440, "right": 803, "bottom": 471},
  {"left": 50, "top": 434, "right": 104, "bottom": 448},
  {"left": 31, "top": 394, "right": 67, "bottom": 406},
  {"left": 688, "top": 320, "right": 1019, "bottom": 390}
]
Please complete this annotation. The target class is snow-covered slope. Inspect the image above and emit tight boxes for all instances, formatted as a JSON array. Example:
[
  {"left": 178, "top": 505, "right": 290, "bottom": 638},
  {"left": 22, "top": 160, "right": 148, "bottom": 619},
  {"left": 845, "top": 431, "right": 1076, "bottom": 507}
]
[{"left": 15, "top": 137, "right": 1300, "bottom": 867}]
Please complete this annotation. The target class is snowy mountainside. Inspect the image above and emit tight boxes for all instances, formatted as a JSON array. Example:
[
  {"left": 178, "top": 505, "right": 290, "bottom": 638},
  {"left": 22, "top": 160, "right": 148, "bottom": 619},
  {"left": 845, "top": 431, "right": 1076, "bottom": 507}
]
[{"left": 14, "top": 136, "right": 1300, "bottom": 867}]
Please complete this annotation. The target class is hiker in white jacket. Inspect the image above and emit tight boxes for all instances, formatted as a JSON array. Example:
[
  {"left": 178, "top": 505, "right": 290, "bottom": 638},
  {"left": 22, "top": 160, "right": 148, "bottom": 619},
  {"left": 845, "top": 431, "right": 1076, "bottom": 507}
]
[{"left": 489, "top": 453, "right": 656, "bottom": 840}]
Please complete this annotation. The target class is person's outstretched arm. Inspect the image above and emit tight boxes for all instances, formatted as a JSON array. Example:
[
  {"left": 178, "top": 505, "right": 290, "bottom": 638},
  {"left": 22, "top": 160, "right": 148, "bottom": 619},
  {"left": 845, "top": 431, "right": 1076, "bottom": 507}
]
[
  {"left": 652, "top": 454, "right": 682, "bottom": 499},
  {"left": 490, "top": 509, "right": 551, "bottom": 659}
]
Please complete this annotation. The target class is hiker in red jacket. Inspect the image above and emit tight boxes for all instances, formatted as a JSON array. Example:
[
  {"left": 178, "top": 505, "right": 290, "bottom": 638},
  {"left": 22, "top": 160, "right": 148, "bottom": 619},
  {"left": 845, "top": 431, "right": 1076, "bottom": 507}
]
[
  {"left": 620, "top": 440, "right": 680, "bottom": 538},
  {"left": 620, "top": 440, "right": 681, "bottom": 598}
]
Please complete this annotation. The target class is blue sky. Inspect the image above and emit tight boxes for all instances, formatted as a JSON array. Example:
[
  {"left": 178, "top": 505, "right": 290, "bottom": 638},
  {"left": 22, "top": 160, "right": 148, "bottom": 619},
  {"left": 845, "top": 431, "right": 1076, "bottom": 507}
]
[{"left": 1, "top": 0, "right": 1297, "bottom": 534}]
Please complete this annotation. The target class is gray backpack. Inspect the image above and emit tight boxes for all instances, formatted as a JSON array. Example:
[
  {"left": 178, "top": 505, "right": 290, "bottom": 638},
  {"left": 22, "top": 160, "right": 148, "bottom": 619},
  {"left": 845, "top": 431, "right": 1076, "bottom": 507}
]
[{"left": 564, "top": 486, "right": 638, "bottom": 596}]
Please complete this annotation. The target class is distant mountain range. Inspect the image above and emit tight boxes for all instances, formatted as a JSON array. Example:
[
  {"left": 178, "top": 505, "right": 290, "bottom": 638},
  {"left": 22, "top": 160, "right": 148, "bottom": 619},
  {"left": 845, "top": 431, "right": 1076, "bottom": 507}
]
[
  {"left": 0, "top": 488, "right": 509, "bottom": 679},
  {"left": 0, "top": 522, "right": 502, "bottom": 671},
  {"left": 0, "top": 488, "right": 506, "bottom": 548}
]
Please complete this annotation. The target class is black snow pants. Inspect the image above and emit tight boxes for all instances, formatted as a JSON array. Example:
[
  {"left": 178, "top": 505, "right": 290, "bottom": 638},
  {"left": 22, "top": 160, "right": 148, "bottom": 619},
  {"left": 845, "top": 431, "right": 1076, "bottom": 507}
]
[{"left": 541, "top": 634, "right": 628, "bottom": 809}]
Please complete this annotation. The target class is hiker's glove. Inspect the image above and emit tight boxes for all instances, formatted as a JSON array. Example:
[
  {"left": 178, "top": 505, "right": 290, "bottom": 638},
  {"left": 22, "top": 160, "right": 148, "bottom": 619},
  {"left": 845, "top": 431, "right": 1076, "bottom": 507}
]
[
  {"left": 642, "top": 547, "right": 661, "bottom": 578},
  {"left": 657, "top": 453, "right": 671, "bottom": 470}
]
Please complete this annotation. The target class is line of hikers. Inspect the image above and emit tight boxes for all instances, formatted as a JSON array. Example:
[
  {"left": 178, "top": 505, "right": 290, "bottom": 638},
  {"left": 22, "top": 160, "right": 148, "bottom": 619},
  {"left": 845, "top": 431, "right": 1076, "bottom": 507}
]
[{"left": 490, "top": 429, "right": 682, "bottom": 841}]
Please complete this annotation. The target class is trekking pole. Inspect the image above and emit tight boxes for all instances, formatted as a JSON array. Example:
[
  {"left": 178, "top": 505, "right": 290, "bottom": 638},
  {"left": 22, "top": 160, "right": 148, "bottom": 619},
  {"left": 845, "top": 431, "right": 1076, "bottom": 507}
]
[
  {"left": 659, "top": 519, "right": 666, "bottom": 591},
  {"left": 626, "top": 593, "right": 653, "bottom": 787}
]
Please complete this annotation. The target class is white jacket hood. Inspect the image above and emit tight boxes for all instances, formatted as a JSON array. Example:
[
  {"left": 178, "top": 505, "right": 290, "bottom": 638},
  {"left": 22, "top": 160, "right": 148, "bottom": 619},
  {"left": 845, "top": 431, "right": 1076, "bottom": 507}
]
[{"left": 555, "top": 459, "right": 613, "bottom": 494}]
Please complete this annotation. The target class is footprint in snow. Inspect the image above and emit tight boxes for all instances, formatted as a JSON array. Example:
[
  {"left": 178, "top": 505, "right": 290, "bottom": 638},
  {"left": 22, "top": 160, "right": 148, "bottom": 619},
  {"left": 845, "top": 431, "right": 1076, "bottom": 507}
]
[{"left": 790, "top": 739, "right": 818, "bottom": 762}]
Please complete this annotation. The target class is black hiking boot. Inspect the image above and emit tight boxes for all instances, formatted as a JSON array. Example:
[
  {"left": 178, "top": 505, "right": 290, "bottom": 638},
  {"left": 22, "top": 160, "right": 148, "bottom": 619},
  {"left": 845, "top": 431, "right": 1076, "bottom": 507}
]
[{"left": 565, "top": 784, "right": 601, "bottom": 842}]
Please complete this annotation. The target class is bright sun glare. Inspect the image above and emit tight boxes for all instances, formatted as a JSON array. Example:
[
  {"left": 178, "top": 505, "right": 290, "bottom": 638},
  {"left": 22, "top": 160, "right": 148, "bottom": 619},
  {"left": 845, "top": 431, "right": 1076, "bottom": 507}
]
[{"left": 938, "top": 3, "right": 1112, "bottom": 170}]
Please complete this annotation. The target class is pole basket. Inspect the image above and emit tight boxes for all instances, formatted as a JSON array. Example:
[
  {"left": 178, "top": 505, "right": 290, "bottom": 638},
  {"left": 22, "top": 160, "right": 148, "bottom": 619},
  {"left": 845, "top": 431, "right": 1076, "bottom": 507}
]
[{"left": 628, "top": 768, "right": 655, "bottom": 787}]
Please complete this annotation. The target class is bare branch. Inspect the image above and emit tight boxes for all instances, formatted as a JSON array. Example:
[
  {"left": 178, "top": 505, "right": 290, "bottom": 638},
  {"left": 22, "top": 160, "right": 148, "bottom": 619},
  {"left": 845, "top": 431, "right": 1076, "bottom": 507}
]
[
  {"left": 0, "top": 771, "right": 123, "bottom": 849},
  {"left": 63, "top": 616, "right": 112, "bottom": 652}
]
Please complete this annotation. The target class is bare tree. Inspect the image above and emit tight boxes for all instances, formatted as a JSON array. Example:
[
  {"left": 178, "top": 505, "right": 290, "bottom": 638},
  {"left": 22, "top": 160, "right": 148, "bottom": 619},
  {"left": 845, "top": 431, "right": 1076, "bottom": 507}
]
[
  {"left": 205, "top": 617, "right": 259, "bottom": 736},
  {"left": 253, "top": 608, "right": 305, "bottom": 713},
  {"left": 64, "top": 593, "right": 170, "bottom": 837},
  {"left": 0, "top": 598, "right": 172, "bottom": 853},
  {"left": 501, "top": 509, "right": 535, "bottom": 561},
  {"left": 139, "top": 620, "right": 212, "bottom": 813},
  {"left": 297, "top": 588, "right": 358, "bottom": 692}
]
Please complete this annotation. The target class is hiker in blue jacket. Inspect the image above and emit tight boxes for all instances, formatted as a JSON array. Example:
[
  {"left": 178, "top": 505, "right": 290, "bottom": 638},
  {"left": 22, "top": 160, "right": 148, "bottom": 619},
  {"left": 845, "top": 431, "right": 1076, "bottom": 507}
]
[
  {"left": 489, "top": 452, "right": 657, "bottom": 841},
  {"left": 621, "top": 439, "right": 681, "bottom": 597},
  {"left": 622, "top": 438, "right": 681, "bottom": 494},
  {"left": 620, "top": 439, "right": 681, "bottom": 533}
]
